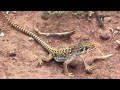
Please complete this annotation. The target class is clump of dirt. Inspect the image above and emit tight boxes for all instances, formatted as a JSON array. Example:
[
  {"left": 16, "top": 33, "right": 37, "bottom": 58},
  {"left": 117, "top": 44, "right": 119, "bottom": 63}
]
[{"left": 0, "top": 11, "right": 120, "bottom": 79}]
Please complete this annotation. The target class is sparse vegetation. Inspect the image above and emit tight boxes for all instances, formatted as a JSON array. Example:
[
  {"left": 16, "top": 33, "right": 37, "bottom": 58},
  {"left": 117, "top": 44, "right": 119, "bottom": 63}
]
[{"left": 0, "top": 11, "right": 120, "bottom": 79}]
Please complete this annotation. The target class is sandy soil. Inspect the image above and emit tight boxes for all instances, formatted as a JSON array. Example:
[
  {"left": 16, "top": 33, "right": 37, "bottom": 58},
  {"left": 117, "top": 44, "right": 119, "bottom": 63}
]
[{"left": 0, "top": 11, "right": 120, "bottom": 79}]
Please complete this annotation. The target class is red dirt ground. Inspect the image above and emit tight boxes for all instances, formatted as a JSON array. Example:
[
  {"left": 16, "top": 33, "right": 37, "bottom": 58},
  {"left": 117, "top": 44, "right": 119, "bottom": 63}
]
[{"left": 0, "top": 11, "right": 120, "bottom": 79}]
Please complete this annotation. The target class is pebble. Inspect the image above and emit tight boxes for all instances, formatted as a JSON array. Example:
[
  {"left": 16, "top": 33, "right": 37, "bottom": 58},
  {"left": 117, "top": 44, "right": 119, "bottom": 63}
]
[
  {"left": 9, "top": 51, "right": 16, "bottom": 57},
  {"left": 109, "top": 28, "right": 114, "bottom": 32},
  {"left": 6, "top": 11, "right": 17, "bottom": 14},
  {"left": 104, "top": 17, "right": 111, "bottom": 22},
  {"left": 116, "top": 27, "right": 120, "bottom": 31},
  {"left": 12, "top": 57, "right": 18, "bottom": 60},
  {"left": 116, "top": 40, "right": 120, "bottom": 46},
  {"left": 6, "top": 11, "right": 9, "bottom": 14},
  {"left": 109, "top": 28, "right": 120, "bottom": 36},
  {"left": 99, "top": 33, "right": 110, "bottom": 40},
  {"left": 28, "top": 37, "right": 34, "bottom": 41},
  {"left": 0, "top": 32, "right": 4, "bottom": 37},
  {"left": 113, "top": 30, "right": 119, "bottom": 36}
]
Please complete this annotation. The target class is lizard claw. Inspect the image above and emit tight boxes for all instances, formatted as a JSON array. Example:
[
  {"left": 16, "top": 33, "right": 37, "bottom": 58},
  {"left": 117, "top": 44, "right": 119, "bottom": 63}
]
[
  {"left": 65, "top": 72, "right": 75, "bottom": 77},
  {"left": 31, "top": 58, "right": 43, "bottom": 67},
  {"left": 85, "top": 65, "right": 95, "bottom": 74}
]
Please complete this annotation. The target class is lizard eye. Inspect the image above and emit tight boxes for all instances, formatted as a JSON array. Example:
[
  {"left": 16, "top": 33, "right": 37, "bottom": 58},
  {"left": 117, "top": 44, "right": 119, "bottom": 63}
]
[
  {"left": 85, "top": 46, "right": 91, "bottom": 51},
  {"left": 85, "top": 47, "right": 88, "bottom": 50}
]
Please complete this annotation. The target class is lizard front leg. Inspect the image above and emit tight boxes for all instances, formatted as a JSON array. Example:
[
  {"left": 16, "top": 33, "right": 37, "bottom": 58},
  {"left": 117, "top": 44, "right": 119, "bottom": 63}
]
[
  {"left": 80, "top": 56, "right": 94, "bottom": 73},
  {"left": 63, "top": 57, "right": 75, "bottom": 77},
  {"left": 83, "top": 59, "right": 94, "bottom": 74},
  {"left": 80, "top": 55, "right": 94, "bottom": 73},
  {"left": 32, "top": 54, "right": 53, "bottom": 66}
]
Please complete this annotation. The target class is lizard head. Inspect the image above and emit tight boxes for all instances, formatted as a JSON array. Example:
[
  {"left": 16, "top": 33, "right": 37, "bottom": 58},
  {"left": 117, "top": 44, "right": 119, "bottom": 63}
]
[
  {"left": 79, "top": 41, "right": 95, "bottom": 51},
  {"left": 73, "top": 41, "right": 95, "bottom": 53}
]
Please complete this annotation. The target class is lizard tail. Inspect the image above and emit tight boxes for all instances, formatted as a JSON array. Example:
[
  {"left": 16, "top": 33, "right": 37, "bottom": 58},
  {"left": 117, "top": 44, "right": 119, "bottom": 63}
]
[{"left": 1, "top": 11, "right": 53, "bottom": 52}]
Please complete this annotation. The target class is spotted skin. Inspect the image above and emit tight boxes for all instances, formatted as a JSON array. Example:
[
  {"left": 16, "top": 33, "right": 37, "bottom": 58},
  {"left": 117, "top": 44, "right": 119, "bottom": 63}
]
[{"left": 2, "top": 11, "right": 95, "bottom": 77}]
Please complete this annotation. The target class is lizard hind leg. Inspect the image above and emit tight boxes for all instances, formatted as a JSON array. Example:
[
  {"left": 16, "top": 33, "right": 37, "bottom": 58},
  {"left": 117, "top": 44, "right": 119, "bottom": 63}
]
[
  {"left": 83, "top": 59, "right": 95, "bottom": 74},
  {"left": 63, "top": 57, "right": 75, "bottom": 77},
  {"left": 32, "top": 54, "right": 53, "bottom": 67}
]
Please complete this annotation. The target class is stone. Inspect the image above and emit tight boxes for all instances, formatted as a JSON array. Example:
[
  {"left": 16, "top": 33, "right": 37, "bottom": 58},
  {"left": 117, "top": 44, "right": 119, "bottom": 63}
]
[{"left": 99, "top": 33, "right": 110, "bottom": 40}]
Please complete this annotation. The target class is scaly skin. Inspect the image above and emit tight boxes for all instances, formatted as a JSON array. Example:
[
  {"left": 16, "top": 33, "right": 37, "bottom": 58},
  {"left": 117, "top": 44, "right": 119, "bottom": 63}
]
[{"left": 2, "top": 11, "right": 95, "bottom": 77}]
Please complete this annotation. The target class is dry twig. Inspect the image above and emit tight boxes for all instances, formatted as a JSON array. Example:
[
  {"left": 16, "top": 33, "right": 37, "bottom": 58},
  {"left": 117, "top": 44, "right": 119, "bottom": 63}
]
[{"left": 33, "top": 24, "right": 75, "bottom": 37}]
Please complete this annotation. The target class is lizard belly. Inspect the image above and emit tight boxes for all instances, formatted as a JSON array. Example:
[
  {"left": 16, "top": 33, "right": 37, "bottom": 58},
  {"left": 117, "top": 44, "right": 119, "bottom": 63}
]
[
  {"left": 54, "top": 52, "right": 80, "bottom": 62},
  {"left": 54, "top": 56, "right": 67, "bottom": 62}
]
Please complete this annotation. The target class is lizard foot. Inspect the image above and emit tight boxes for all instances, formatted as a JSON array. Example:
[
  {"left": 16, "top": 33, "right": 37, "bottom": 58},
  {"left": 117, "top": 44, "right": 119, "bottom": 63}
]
[
  {"left": 85, "top": 65, "right": 95, "bottom": 74},
  {"left": 31, "top": 58, "right": 43, "bottom": 67},
  {"left": 65, "top": 72, "right": 75, "bottom": 77}
]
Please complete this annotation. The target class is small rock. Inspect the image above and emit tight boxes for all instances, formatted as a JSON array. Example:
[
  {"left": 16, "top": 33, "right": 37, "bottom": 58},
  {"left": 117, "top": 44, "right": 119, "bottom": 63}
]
[
  {"left": 116, "top": 40, "right": 120, "bottom": 46},
  {"left": 2, "top": 39, "right": 5, "bottom": 41},
  {"left": 104, "top": 17, "right": 111, "bottom": 22},
  {"left": 12, "top": 57, "right": 18, "bottom": 60},
  {"left": 12, "top": 11, "right": 16, "bottom": 13},
  {"left": 116, "top": 27, "right": 120, "bottom": 31},
  {"left": 99, "top": 33, "right": 110, "bottom": 40},
  {"left": 28, "top": 37, "right": 34, "bottom": 41},
  {"left": 6, "top": 11, "right": 9, "bottom": 14},
  {"left": 113, "top": 30, "right": 119, "bottom": 36},
  {"left": 9, "top": 52, "right": 16, "bottom": 57},
  {"left": 6, "top": 11, "right": 16, "bottom": 14},
  {"left": 0, "top": 32, "right": 4, "bottom": 37},
  {"left": 87, "top": 11, "right": 94, "bottom": 17},
  {"left": 109, "top": 28, "right": 114, "bottom": 33}
]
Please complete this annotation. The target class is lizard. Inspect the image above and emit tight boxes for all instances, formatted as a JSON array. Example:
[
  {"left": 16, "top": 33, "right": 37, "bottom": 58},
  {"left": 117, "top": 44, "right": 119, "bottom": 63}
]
[{"left": 1, "top": 11, "right": 95, "bottom": 77}]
